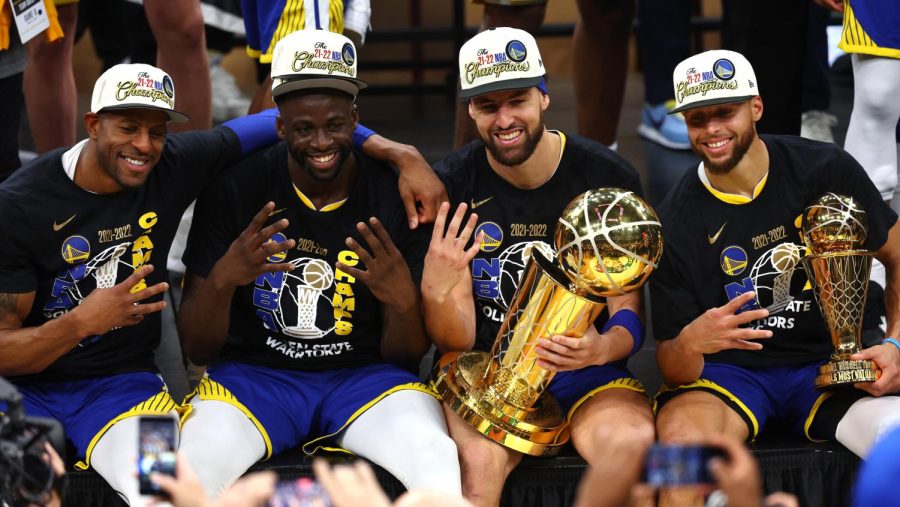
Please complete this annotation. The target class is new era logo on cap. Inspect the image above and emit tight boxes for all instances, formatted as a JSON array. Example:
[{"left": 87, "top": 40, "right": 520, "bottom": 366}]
[
  {"left": 458, "top": 27, "right": 545, "bottom": 99},
  {"left": 91, "top": 63, "right": 188, "bottom": 123},
  {"left": 271, "top": 30, "right": 368, "bottom": 99},
  {"left": 669, "top": 49, "right": 759, "bottom": 114}
]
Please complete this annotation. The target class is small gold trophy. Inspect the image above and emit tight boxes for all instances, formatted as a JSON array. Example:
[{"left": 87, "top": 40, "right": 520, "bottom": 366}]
[
  {"left": 433, "top": 188, "right": 663, "bottom": 456},
  {"left": 801, "top": 193, "right": 879, "bottom": 389}
]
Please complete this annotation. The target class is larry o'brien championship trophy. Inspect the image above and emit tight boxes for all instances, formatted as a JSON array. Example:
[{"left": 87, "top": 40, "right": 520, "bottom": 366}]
[
  {"left": 801, "top": 193, "right": 879, "bottom": 389},
  {"left": 433, "top": 188, "right": 663, "bottom": 456}
]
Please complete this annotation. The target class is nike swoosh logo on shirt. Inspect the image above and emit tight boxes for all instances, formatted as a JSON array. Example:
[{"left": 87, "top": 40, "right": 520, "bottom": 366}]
[
  {"left": 708, "top": 222, "right": 727, "bottom": 244},
  {"left": 53, "top": 215, "right": 77, "bottom": 232},
  {"left": 471, "top": 197, "right": 493, "bottom": 209}
]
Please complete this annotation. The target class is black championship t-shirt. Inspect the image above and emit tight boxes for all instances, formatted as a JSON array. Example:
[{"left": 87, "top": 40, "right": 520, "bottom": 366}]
[
  {"left": 0, "top": 128, "right": 243, "bottom": 382},
  {"left": 651, "top": 135, "right": 898, "bottom": 367},
  {"left": 183, "top": 143, "right": 428, "bottom": 371},
  {"left": 437, "top": 132, "right": 643, "bottom": 352}
]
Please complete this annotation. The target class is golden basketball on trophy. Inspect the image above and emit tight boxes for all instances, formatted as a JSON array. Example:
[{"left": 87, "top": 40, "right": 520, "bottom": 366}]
[
  {"left": 800, "top": 193, "right": 879, "bottom": 389},
  {"left": 433, "top": 188, "right": 663, "bottom": 456}
]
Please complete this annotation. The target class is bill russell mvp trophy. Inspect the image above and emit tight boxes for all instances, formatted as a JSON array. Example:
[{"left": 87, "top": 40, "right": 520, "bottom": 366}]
[
  {"left": 801, "top": 193, "right": 879, "bottom": 389},
  {"left": 433, "top": 188, "right": 663, "bottom": 456}
]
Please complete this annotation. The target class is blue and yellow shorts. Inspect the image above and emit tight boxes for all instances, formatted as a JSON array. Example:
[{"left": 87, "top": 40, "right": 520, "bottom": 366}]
[
  {"left": 11, "top": 372, "right": 178, "bottom": 469},
  {"left": 654, "top": 361, "right": 869, "bottom": 441},
  {"left": 186, "top": 361, "right": 437, "bottom": 459},
  {"left": 547, "top": 362, "right": 646, "bottom": 422},
  {"left": 241, "top": 0, "right": 344, "bottom": 63}
]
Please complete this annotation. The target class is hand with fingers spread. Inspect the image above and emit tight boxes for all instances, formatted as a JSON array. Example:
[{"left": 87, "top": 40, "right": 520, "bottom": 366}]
[
  {"left": 74, "top": 264, "right": 169, "bottom": 337},
  {"left": 852, "top": 343, "right": 900, "bottom": 396},
  {"left": 208, "top": 202, "right": 296, "bottom": 290},
  {"left": 536, "top": 324, "right": 611, "bottom": 372},
  {"left": 680, "top": 291, "right": 773, "bottom": 355},
  {"left": 337, "top": 217, "right": 417, "bottom": 311},
  {"left": 421, "top": 202, "right": 482, "bottom": 303}
]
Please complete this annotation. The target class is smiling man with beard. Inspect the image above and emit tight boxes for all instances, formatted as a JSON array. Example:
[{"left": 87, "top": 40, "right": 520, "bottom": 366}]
[
  {"left": 420, "top": 28, "right": 653, "bottom": 507},
  {"left": 651, "top": 50, "right": 900, "bottom": 506},
  {"left": 175, "top": 30, "right": 461, "bottom": 498}
]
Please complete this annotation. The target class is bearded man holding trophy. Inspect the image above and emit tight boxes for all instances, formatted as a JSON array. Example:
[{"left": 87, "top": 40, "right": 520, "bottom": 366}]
[
  {"left": 420, "top": 27, "right": 662, "bottom": 506},
  {"left": 650, "top": 48, "right": 900, "bottom": 506}
]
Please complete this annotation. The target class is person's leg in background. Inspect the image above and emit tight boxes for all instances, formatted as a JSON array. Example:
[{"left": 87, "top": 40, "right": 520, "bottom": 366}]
[
  {"left": 452, "top": 1, "right": 546, "bottom": 149},
  {"left": 635, "top": 0, "right": 691, "bottom": 150},
  {"left": 572, "top": 0, "right": 634, "bottom": 149},
  {"left": 722, "top": 0, "right": 808, "bottom": 135},
  {"left": 0, "top": 37, "right": 26, "bottom": 183},
  {"left": 24, "top": 1, "right": 78, "bottom": 153},
  {"left": 800, "top": 3, "right": 837, "bottom": 143},
  {"left": 144, "top": 0, "right": 212, "bottom": 132}
]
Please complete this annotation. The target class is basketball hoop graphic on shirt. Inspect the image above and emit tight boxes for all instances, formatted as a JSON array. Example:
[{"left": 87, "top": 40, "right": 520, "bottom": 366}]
[
  {"left": 749, "top": 242, "right": 803, "bottom": 314},
  {"left": 275, "top": 257, "right": 336, "bottom": 339}
]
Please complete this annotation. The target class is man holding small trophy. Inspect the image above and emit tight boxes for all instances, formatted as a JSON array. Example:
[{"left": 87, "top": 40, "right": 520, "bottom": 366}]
[
  {"left": 421, "top": 27, "right": 660, "bottom": 506},
  {"left": 651, "top": 48, "right": 900, "bottom": 504}
]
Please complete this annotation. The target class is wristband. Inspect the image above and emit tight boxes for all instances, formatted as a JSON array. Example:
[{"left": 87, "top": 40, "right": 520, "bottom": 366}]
[
  {"left": 883, "top": 338, "right": 900, "bottom": 353},
  {"left": 352, "top": 123, "right": 376, "bottom": 149},
  {"left": 601, "top": 309, "right": 644, "bottom": 357}
]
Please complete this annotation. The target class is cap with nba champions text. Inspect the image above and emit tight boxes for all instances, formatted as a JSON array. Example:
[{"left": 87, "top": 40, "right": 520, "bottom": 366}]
[
  {"left": 458, "top": 27, "right": 546, "bottom": 99},
  {"left": 669, "top": 49, "right": 759, "bottom": 114},
  {"left": 91, "top": 63, "right": 188, "bottom": 123},
  {"left": 271, "top": 30, "right": 368, "bottom": 99}
]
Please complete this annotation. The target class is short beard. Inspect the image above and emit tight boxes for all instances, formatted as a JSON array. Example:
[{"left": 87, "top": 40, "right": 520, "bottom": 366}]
[
  {"left": 484, "top": 121, "right": 544, "bottom": 167},
  {"left": 698, "top": 129, "right": 754, "bottom": 175}
]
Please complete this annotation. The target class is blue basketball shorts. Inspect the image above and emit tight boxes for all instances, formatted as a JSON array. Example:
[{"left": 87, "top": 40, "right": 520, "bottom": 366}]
[
  {"left": 547, "top": 362, "right": 646, "bottom": 421},
  {"left": 654, "top": 361, "right": 869, "bottom": 441},
  {"left": 187, "top": 361, "right": 437, "bottom": 459},
  {"left": 9, "top": 372, "right": 178, "bottom": 469}
]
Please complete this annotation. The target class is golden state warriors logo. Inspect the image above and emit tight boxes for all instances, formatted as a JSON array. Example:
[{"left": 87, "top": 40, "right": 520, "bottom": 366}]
[
  {"left": 720, "top": 245, "right": 748, "bottom": 276},
  {"left": 266, "top": 232, "right": 288, "bottom": 263},
  {"left": 506, "top": 40, "right": 527, "bottom": 63},
  {"left": 341, "top": 43, "right": 355, "bottom": 66},
  {"left": 713, "top": 59, "right": 735, "bottom": 81},
  {"left": 61, "top": 236, "right": 90, "bottom": 264},
  {"left": 475, "top": 222, "right": 503, "bottom": 253},
  {"left": 163, "top": 75, "right": 174, "bottom": 98}
]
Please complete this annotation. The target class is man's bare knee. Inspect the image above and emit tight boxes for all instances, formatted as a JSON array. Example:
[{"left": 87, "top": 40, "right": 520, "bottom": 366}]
[{"left": 656, "top": 391, "right": 748, "bottom": 443}]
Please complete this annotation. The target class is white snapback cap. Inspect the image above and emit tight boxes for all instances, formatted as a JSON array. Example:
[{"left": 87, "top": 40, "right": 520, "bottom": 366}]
[
  {"left": 90, "top": 63, "right": 188, "bottom": 123},
  {"left": 271, "top": 30, "right": 367, "bottom": 99},
  {"left": 458, "top": 27, "right": 545, "bottom": 99},
  {"left": 670, "top": 49, "right": 759, "bottom": 114}
]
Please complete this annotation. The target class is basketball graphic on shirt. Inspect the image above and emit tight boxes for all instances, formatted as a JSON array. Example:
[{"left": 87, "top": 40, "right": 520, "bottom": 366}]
[
  {"left": 496, "top": 241, "right": 554, "bottom": 310},
  {"left": 770, "top": 242, "right": 801, "bottom": 273},
  {"left": 749, "top": 242, "right": 805, "bottom": 314},
  {"left": 275, "top": 257, "right": 336, "bottom": 339}
]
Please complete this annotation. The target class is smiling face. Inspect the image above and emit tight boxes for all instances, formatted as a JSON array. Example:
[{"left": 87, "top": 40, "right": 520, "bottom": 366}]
[
  {"left": 84, "top": 109, "right": 168, "bottom": 191},
  {"left": 276, "top": 90, "right": 358, "bottom": 183},
  {"left": 468, "top": 87, "right": 548, "bottom": 167},
  {"left": 682, "top": 96, "right": 763, "bottom": 175}
]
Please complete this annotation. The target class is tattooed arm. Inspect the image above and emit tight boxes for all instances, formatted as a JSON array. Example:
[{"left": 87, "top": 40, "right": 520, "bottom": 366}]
[{"left": 0, "top": 265, "right": 169, "bottom": 376}]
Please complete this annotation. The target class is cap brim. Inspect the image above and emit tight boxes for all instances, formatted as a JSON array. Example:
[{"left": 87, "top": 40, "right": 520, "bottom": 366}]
[
  {"left": 459, "top": 76, "right": 544, "bottom": 100},
  {"left": 668, "top": 95, "right": 756, "bottom": 115},
  {"left": 272, "top": 76, "right": 368, "bottom": 99},
  {"left": 97, "top": 104, "right": 189, "bottom": 123}
]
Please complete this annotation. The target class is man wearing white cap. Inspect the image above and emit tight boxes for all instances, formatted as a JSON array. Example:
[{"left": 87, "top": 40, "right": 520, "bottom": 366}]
[
  {"left": 422, "top": 27, "right": 654, "bottom": 506},
  {"left": 0, "top": 62, "right": 287, "bottom": 504},
  {"left": 651, "top": 49, "right": 900, "bottom": 498},
  {"left": 176, "top": 30, "right": 461, "bottom": 498}
]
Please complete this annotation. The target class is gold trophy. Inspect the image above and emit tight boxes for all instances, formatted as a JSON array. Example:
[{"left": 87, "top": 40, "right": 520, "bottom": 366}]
[
  {"left": 800, "top": 193, "right": 879, "bottom": 389},
  {"left": 433, "top": 188, "right": 663, "bottom": 456}
]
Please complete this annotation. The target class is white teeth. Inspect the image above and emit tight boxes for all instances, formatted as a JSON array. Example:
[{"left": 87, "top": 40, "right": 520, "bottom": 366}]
[
  {"left": 312, "top": 153, "right": 336, "bottom": 163},
  {"left": 708, "top": 139, "right": 729, "bottom": 148},
  {"left": 123, "top": 156, "right": 146, "bottom": 166},
  {"left": 498, "top": 131, "right": 521, "bottom": 141}
]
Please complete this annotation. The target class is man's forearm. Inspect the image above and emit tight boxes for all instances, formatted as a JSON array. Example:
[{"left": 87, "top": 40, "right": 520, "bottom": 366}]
[
  {"left": 380, "top": 302, "right": 429, "bottom": 369},
  {"left": 0, "top": 313, "right": 87, "bottom": 376},
  {"left": 178, "top": 272, "right": 235, "bottom": 364},
  {"left": 657, "top": 335, "right": 705, "bottom": 388},
  {"left": 422, "top": 285, "right": 476, "bottom": 354}
]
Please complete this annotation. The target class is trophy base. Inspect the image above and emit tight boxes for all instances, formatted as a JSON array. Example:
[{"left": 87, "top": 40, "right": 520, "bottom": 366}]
[
  {"left": 815, "top": 359, "right": 879, "bottom": 389},
  {"left": 433, "top": 351, "right": 570, "bottom": 457}
]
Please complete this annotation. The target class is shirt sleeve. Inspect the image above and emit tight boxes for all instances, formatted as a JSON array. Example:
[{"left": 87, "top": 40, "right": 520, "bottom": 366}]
[
  {"left": 160, "top": 127, "right": 244, "bottom": 207},
  {"left": 0, "top": 202, "right": 37, "bottom": 293},
  {"left": 649, "top": 215, "right": 702, "bottom": 342},
  {"left": 181, "top": 175, "right": 241, "bottom": 279}
]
